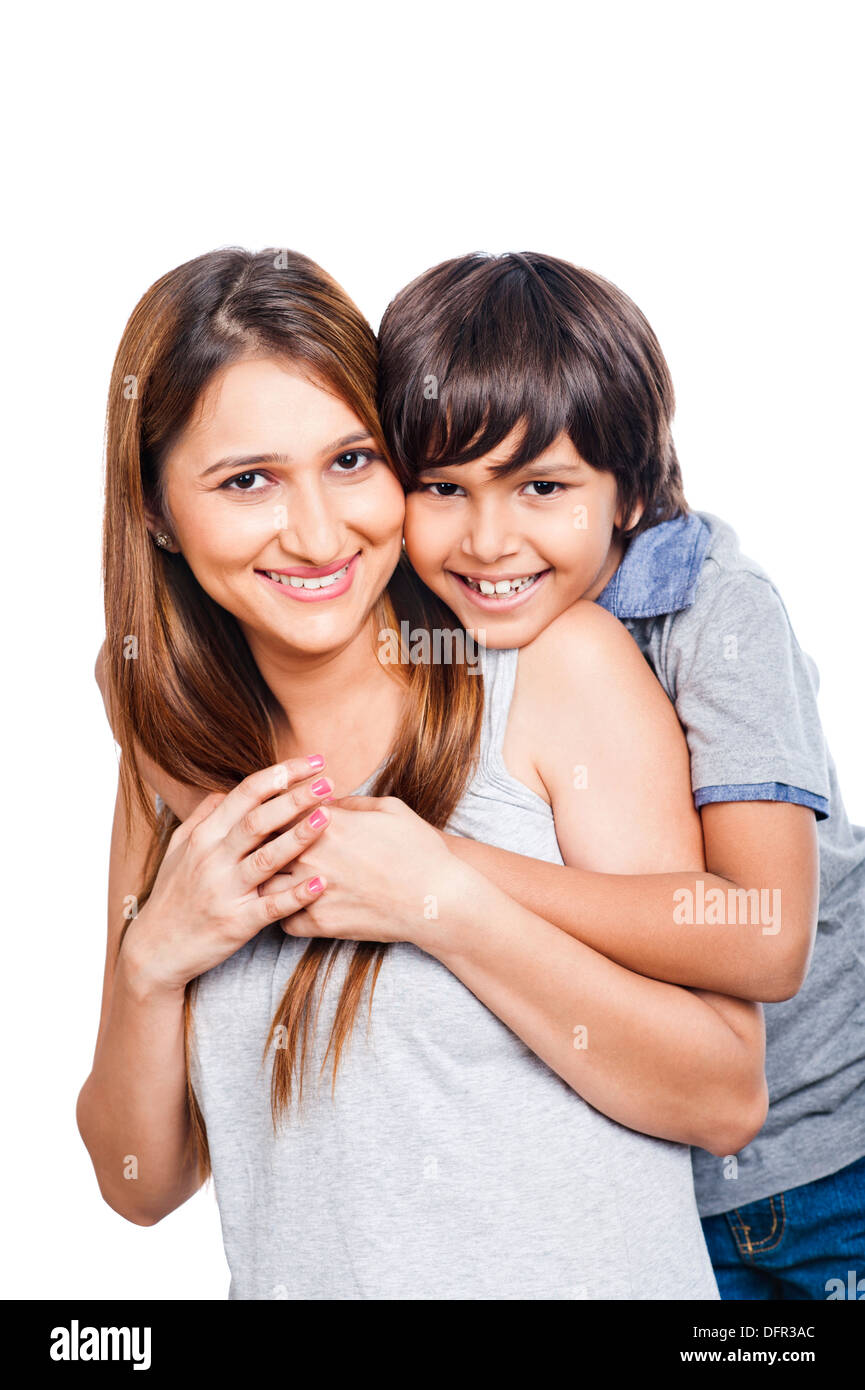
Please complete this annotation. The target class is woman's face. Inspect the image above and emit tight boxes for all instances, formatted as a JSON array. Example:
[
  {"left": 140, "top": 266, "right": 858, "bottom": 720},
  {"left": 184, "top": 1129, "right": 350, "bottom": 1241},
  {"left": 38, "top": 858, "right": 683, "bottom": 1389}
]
[{"left": 152, "top": 356, "right": 405, "bottom": 662}]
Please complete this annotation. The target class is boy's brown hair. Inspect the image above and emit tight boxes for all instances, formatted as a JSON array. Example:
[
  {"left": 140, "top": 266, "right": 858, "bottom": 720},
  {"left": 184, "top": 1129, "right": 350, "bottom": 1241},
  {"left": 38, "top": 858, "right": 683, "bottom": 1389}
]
[{"left": 377, "top": 251, "right": 688, "bottom": 541}]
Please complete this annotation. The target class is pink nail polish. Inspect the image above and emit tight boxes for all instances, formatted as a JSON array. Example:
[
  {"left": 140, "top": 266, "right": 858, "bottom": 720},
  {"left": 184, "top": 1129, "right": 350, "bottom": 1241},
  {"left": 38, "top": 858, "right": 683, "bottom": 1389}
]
[
  {"left": 307, "top": 753, "right": 325, "bottom": 770},
  {"left": 311, "top": 778, "right": 331, "bottom": 796},
  {"left": 308, "top": 808, "right": 327, "bottom": 829},
  {"left": 307, "top": 877, "right": 324, "bottom": 894}
]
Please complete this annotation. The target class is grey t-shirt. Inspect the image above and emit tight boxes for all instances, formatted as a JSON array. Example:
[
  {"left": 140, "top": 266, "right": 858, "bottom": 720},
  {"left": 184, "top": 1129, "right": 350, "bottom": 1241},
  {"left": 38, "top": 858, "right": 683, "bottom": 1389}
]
[
  {"left": 187, "top": 642, "right": 718, "bottom": 1300},
  {"left": 597, "top": 508, "right": 865, "bottom": 1216}
]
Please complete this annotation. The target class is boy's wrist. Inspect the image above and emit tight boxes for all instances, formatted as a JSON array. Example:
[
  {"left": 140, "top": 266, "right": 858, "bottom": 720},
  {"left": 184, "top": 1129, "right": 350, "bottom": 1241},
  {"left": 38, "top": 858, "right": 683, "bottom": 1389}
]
[{"left": 414, "top": 861, "right": 505, "bottom": 962}]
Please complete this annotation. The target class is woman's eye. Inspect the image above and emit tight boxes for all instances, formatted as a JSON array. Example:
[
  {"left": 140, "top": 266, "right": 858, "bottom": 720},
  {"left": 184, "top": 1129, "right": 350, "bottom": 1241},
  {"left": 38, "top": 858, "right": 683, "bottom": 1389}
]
[
  {"left": 523, "top": 480, "right": 562, "bottom": 497},
  {"left": 331, "top": 450, "right": 374, "bottom": 473},
  {"left": 420, "top": 481, "right": 464, "bottom": 497},
  {"left": 222, "top": 471, "right": 269, "bottom": 493}
]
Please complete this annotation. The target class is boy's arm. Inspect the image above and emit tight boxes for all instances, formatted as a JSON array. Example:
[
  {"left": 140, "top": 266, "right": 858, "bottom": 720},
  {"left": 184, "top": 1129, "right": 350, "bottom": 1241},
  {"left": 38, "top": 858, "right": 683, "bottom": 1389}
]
[
  {"left": 444, "top": 796, "right": 818, "bottom": 1002},
  {"left": 444, "top": 595, "right": 820, "bottom": 1003}
]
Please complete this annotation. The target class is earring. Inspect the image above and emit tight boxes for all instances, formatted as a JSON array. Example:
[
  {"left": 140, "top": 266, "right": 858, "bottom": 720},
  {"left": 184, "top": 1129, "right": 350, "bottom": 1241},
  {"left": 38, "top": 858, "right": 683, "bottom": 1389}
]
[{"left": 155, "top": 532, "right": 172, "bottom": 548}]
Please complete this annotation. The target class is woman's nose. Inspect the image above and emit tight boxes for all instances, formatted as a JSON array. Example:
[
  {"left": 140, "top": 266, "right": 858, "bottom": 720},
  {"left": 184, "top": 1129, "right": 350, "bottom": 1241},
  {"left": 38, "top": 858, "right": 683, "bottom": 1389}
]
[{"left": 277, "top": 486, "right": 343, "bottom": 565}]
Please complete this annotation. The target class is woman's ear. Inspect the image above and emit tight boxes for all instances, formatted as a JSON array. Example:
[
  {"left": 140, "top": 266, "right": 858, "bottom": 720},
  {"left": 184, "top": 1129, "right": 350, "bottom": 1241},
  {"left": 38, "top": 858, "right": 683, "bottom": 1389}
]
[{"left": 143, "top": 506, "right": 180, "bottom": 553}]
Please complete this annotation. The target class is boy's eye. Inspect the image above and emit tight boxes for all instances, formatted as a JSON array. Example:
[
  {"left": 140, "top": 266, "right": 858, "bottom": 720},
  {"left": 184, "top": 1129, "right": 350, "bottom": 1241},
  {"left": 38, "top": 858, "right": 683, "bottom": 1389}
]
[
  {"left": 420, "top": 481, "right": 465, "bottom": 497},
  {"left": 523, "top": 480, "right": 562, "bottom": 497},
  {"left": 223, "top": 470, "right": 269, "bottom": 493},
  {"left": 330, "top": 450, "right": 374, "bottom": 473}
]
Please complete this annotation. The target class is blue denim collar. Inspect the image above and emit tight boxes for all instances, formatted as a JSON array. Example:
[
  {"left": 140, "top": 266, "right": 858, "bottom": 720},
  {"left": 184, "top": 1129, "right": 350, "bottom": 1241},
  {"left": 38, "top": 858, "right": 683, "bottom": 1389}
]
[{"left": 595, "top": 509, "right": 711, "bottom": 620}]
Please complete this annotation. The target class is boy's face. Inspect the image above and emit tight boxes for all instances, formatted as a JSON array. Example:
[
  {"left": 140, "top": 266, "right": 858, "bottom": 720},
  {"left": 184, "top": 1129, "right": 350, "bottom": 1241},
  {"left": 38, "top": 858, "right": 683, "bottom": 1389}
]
[{"left": 404, "top": 428, "right": 638, "bottom": 648}]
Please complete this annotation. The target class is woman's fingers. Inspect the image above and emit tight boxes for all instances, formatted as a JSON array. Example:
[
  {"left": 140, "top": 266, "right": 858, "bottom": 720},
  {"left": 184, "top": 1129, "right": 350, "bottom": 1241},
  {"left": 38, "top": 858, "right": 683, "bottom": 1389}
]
[
  {"left": 190, "top": 756, "right": 329, "bottom": 849},
  {"left": 253, "top": 872, "right": 326, "bottom": 930},
  {"left": 224, "top": 775, "right": 333, "bottom": 860},
  {"left": 332, "top": 794, "right": 378, "bottom": 811},
  {"left": 238, "top": 804, "right": 330, "bottom": 891}
]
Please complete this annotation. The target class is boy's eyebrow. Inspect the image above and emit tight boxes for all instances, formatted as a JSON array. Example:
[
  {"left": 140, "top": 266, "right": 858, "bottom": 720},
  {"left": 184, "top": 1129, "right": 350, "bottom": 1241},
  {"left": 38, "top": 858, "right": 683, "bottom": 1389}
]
[
  {"left": 419, "top": 457, "right": 584, "bottom": 478},
  {"left": 511, "top": 458, "right": 586, "bottom": 476},
  {"left": 200, "top": 432, "right": 373, "bottom": 477}
]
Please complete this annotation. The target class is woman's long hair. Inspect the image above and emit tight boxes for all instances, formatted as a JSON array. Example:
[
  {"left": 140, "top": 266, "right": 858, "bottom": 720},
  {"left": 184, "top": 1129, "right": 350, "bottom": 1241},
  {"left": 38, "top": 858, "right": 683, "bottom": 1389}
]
[{"left": 102, "top": 248, "right": 483, "bottom": 1182}]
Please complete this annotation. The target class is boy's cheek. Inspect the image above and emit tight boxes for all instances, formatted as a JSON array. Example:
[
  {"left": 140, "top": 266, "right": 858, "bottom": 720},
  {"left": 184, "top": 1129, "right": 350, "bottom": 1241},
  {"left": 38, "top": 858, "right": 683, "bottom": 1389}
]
[{"left": 402, "top": 506, "right": 451, "bottom": 579}]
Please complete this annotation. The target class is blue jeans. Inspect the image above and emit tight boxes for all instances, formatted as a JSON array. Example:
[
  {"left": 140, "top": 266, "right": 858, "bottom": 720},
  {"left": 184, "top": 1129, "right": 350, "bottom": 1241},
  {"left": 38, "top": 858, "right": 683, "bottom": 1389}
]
[{"left": 701, "top": 1153, "right": 865, "bottom": 1299}]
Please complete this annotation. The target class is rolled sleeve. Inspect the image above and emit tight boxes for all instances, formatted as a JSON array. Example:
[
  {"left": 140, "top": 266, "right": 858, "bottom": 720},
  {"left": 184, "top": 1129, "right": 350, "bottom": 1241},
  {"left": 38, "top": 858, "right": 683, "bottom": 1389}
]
[
  {"left": 693, "top": 781, "right": 829, "bottom": 821},
  {"left": 669, "top": 571, "right": 831, "bottom": 819}
]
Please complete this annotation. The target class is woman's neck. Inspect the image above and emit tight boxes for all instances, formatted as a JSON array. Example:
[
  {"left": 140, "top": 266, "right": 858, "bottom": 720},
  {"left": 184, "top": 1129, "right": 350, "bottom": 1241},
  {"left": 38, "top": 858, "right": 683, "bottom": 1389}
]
[{"left": 244, "top": 614, "right": 407, "bottom": 797}]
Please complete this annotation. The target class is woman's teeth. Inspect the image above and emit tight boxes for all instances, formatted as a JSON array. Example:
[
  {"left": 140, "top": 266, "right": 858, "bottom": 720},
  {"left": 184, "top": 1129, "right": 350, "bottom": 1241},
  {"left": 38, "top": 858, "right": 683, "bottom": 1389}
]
[
  {"left": 463, "top": 573, "right": 539, "bottom": 596},
  {"left": 265, "top": 561, "right": 350, "bottom": 590}
]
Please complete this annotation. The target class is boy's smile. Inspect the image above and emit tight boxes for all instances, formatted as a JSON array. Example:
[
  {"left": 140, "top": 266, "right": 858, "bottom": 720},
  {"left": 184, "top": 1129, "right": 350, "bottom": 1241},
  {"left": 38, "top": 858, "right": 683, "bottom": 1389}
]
[
  {"left": 404, "top": 428, "right": 637, "bottom": 647},
  {"left": 450, "top": 566, "right": 551, "bottom": 610}
]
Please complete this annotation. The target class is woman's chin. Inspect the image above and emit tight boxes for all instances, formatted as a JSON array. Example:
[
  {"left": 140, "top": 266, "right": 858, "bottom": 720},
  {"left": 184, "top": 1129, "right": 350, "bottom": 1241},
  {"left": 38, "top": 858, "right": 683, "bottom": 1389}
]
[{"left": 243, "top": 597, "right": 379, "bottom": 659}]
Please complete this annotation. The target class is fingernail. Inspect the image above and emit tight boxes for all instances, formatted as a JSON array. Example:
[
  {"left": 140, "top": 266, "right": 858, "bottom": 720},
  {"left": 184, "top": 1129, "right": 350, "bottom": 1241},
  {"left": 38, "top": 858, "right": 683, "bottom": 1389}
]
[
  {"left": 311, "top": 778, "right": 331, "bottom": 796},
  {"left": 307, "top": 877, "right": 324, "bottom": 894},
  {"left": 306, "top": 753, "right": 325, "bottom": 769},
  {"left": 308, "top": 808, "right": 327, "bottom": 829}
]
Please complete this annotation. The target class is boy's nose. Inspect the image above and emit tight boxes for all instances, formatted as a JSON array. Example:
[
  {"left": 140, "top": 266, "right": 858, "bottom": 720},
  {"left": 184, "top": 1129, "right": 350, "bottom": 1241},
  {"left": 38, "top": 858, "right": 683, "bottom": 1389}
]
[{"left": 461, "top": 512, "right": 521, "bottom": 565}]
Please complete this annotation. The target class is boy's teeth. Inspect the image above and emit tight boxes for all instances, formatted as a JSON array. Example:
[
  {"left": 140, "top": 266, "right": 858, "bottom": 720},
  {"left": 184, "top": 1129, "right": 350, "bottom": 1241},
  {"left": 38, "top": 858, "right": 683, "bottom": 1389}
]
[
  {"left": 466, "top": 573, "right": 538, "bottom": 596},
  {"left": 266, "top": 561, "right": 350, "bottom": 590}
]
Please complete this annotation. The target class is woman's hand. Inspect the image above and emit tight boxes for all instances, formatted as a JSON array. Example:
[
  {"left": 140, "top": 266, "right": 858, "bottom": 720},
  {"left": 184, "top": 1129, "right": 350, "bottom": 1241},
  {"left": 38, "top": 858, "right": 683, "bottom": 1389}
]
[
  {"left": 121, "top": 758, "right": 336, "bottom": 996},
  {"left": 259, "top": 796, "right": 472, "bottom": 949}
]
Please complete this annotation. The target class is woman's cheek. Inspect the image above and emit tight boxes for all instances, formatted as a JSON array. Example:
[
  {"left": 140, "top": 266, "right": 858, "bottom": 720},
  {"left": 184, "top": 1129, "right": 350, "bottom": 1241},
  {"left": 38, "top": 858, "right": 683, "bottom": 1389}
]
[
  {"left": 370, "top": 474, "right": 407, "bottom": 540},
  {"left": 185, "top": 501, "right": 277, "bottom": 560}
]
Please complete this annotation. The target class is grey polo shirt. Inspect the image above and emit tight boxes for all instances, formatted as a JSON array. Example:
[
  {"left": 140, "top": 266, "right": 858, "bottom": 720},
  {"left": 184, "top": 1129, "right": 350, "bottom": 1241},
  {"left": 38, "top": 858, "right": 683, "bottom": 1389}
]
[{"left": 597, "top": 508, "right": 865, "bottom": 1217}]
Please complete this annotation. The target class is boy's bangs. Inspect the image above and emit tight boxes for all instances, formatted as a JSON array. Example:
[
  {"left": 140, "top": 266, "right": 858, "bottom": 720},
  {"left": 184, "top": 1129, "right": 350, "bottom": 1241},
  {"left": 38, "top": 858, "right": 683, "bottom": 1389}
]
[{"left": 414, "top": 356, "right": 576, "bottom": 479}]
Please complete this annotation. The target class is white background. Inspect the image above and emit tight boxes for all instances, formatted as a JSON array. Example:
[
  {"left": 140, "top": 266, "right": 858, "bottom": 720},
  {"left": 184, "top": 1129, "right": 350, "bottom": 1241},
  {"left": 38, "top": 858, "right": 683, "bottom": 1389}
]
[{"left": 2, "top": 0, "right": 862, "bottom": 1299}]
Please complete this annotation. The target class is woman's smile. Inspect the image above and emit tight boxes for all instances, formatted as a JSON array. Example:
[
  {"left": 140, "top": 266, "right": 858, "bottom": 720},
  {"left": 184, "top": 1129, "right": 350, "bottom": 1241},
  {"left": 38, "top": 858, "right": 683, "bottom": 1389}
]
[{"left": 255, "top": 551, "right": 361, "bottom": 602}]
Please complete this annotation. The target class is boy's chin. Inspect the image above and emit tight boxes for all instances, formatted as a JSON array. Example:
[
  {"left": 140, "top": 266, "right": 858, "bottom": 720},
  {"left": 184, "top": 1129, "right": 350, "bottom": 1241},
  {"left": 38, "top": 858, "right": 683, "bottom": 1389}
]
[{"left": 449, "top": 603, "right": 555, "bottom": 650}]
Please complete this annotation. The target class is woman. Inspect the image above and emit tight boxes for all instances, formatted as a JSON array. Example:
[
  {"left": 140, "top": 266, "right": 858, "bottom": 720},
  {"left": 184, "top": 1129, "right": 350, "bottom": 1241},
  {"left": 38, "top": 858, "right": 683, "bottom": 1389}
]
[{"left": 78, "top": 248, "right": 766, "bottom": 1300}]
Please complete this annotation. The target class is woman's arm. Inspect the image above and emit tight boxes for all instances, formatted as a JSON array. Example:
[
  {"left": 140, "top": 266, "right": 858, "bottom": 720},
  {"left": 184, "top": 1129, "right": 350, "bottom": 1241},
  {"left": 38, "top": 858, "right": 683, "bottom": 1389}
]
[
  {"left": 77, "top": 748, "right": 335, "bottom": 1224},
  {"left": 75, "top": 774, "right": 202, "bottom": 1225}
]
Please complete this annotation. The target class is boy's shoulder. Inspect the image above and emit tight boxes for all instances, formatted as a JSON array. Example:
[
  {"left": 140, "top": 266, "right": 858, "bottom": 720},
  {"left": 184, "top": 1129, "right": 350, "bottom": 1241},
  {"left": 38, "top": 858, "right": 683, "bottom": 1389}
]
[
  {"left": 690, "top": 509, "right": 780, "bottom": 603},
  {"left": 605, "top": 508, "right": 807, "bottom": 664},
  {"left": 667, "top": 511, "right": 812, "bottom": 674},
  {"left": 604, "top": 510, "right": 832, "bottom": 824},
  {"left": 514, "top": 600, "right": 671, "bottom": 740},
  {"left": 521, "top": 598, "right": 647, "bottom": 684}
]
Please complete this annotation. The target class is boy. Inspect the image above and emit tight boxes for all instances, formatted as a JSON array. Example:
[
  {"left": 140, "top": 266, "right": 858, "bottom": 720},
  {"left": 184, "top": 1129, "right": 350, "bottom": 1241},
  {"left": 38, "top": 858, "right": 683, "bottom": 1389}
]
[{"left": 377, "top": 251, "right": 865, "bottom": 1299}]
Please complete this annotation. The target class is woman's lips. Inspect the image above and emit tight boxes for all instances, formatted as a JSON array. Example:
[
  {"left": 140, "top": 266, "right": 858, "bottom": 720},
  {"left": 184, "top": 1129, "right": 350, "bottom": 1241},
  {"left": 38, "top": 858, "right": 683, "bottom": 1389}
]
[
  {"left": 255, "top": 552, "right": 360, "bottom": 602},
  {"left": 448, "top": 568, "right": 550, "bottom": 612}
]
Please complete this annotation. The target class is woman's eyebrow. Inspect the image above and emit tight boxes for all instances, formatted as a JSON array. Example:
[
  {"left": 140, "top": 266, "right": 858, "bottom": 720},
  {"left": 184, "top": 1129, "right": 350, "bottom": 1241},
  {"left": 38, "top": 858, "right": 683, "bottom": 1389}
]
[
  {"left": 199, "top": 433, "right": 375, "bottom": 478},
  {"left": 200, "top": 452, "right": 284, "bottom": 478}
]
